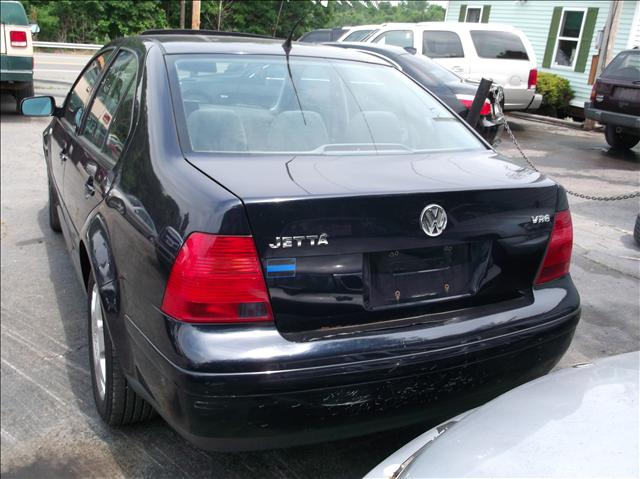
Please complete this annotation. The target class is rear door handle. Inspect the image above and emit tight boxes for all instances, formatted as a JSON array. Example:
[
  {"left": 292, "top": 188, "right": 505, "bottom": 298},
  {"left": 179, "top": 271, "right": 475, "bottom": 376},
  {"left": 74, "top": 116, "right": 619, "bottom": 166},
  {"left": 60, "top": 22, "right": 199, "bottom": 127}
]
[
  {"left": 84, "top": 177, "right": 95, "bottom": 197},
  {"left": 59, "top": 149, "right": 70, "bottom": 162}
]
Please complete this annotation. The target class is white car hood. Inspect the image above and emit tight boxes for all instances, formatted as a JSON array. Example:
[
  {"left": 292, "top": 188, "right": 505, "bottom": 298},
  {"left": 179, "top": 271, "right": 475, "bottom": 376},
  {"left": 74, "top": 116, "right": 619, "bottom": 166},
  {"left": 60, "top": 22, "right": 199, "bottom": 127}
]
[{"left": 366, "top": 352, "right": 639, "bottom": 478}]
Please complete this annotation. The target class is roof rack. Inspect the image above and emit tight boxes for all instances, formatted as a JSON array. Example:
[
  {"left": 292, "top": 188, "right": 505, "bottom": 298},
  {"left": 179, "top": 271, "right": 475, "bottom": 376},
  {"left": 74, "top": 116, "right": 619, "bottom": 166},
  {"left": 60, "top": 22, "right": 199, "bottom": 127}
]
[{"left": 140, "top": 29, "right": 274, "bottom": 40}]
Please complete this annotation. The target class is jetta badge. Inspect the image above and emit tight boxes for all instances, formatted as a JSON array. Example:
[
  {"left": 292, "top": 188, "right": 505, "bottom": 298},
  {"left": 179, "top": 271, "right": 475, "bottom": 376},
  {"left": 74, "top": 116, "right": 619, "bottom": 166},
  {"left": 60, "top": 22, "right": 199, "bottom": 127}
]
[
  {"left": 269, "top": 234, "right": 328, "bottom": 249},
  {"left": 420, "top": 204, "right": 447, "bottom": 237}
]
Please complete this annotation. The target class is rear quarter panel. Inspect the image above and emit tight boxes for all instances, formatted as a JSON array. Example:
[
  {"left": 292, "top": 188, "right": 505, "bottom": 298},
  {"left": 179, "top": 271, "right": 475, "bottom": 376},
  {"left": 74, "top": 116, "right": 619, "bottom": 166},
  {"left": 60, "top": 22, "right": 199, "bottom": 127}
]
[{"left": 92, "top": 43, "right": 251, "bottom": 373}]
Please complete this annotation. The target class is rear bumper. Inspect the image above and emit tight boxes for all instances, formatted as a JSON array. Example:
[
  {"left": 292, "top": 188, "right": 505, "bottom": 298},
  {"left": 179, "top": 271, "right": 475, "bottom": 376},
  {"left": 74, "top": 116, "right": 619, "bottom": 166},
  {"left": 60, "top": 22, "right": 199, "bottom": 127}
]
[
  {"left": 0, "top": 55, "right": 33, "bottom": 83},
  {"left": 125, "top": 278, "right": 580, "bottom": 451},
  {"left": 584, "top": 102, "right": 640, "bottom": 131},
  {"left": 503, "top": 88, "right": 541, "bottom": 111}
]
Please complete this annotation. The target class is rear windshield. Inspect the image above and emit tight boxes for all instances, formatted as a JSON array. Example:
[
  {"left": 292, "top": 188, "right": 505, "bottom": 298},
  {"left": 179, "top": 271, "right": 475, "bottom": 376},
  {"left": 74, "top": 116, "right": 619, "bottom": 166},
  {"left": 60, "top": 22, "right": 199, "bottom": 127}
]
[
  {"left": 167, "top": 54, "right": 484, "bottom": 155},
  {"left": 0, "top": 1, "right": 29, "bottom": 25},
  {"left": 601, "top": 51, "right": 640, "bottom": 81},
  {"left": 470, "top": 31, "right": 529, "bottom": 60},
  {"left": 299, "top": 31, "right": 331, "bottom": 43}
]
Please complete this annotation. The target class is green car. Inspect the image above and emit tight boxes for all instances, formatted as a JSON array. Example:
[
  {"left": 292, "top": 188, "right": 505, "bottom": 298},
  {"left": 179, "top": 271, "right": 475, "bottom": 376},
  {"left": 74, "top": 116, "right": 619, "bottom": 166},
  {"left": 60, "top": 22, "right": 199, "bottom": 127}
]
[{"left": 1, "top": 0, "right": 39, "bottom": 106}]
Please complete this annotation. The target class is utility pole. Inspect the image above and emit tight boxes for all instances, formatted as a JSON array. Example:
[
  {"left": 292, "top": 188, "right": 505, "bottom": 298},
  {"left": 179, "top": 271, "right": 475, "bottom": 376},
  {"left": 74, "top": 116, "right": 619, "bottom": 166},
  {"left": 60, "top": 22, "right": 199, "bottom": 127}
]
[
  {"left": 180, "top": 0, "right": 186, "bottom": 29},
  {"left": 218, "top": 0, "right": 223, "bottom": 31},
  {"left": 192, "top": 0, "right": 201, "bottom": 30}
]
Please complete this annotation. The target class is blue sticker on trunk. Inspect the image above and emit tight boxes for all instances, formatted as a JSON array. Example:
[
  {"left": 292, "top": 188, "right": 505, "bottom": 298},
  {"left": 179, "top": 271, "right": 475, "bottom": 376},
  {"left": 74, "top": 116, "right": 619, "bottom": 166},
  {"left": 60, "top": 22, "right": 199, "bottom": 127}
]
[{"left": 266, "top": 258, "right": 296, "bottom": 278}]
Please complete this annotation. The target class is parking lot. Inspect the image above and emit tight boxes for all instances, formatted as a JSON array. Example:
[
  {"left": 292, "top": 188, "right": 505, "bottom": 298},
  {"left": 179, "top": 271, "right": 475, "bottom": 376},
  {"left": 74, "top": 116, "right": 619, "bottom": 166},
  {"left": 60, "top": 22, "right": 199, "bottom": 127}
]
[{"left": 1, "top": 72, "right": 639, "bottom": 478}]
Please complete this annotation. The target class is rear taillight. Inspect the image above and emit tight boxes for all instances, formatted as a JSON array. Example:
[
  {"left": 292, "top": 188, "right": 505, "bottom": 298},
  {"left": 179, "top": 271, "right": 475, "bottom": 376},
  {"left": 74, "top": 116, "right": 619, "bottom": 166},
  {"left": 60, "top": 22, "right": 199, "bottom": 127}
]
[
  {"left": 528, "top": 69, "right": 537, "bottom": 89},
  {"left": 535, "top": 210, "right": 573, "bottom": 285},
  {"left": 456, "top": 94, "right": 492, "bottom": 116},
  {"left": 9, "top": 30, "right": 27, "bottom": 47},
  {"left": 161, "top": 233, "right": 273, "bottom": 323}
]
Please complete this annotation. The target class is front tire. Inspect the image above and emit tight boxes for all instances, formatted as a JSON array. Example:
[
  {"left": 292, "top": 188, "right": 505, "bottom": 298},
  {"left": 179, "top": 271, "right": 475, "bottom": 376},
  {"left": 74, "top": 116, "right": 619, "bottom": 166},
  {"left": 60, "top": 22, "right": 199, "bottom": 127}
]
[
  {"left": 605, "top": 125, "right": 640, "bottom": 150},
  {"left": 87, "top": 276, "right": 155, "bottom": 425}
]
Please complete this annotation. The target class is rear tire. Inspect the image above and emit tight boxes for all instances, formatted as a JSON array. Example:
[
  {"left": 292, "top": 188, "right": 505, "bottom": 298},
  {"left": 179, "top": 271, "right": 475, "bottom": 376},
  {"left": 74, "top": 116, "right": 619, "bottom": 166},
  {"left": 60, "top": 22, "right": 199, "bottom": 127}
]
[
  {"left": 15, "top": 81, "right": 34, "bottom": 113},
  {"left": 87, "top": 275, "right": 155, "bottom": 425},
  {"left": 605, "top": 125, "right": 640, "bottom": 150},
  {"left": 48, "top": 178, "right": 62, "bottom": 233}
]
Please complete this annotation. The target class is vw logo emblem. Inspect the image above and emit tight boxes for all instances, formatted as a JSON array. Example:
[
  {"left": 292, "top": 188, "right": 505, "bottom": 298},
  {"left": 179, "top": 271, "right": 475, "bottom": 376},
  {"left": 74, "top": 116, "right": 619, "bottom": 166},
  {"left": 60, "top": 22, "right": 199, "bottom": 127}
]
[{"left": 420, "top": 204, "right": 447, "bottom": 237}]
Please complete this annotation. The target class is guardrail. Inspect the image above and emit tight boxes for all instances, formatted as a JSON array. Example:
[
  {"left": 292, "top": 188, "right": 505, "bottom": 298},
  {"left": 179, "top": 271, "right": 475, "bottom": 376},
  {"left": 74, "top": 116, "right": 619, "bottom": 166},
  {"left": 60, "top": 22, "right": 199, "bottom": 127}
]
[{"left": 33, "top": 41, "right": 102, "bottom": 50}]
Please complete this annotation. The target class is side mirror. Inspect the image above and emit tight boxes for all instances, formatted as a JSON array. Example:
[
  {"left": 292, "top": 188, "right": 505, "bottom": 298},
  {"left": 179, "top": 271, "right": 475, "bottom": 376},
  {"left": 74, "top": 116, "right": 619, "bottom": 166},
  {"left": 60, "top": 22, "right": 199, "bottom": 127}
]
[
  {"left": 21, "top": 96, "right": 55, "bottom": 116},
  {"left": 30, "top": 24, "right": 40, "bottom": 35},
  {"left": 404, "top": 46, "right": 417, "bottom": 55}
]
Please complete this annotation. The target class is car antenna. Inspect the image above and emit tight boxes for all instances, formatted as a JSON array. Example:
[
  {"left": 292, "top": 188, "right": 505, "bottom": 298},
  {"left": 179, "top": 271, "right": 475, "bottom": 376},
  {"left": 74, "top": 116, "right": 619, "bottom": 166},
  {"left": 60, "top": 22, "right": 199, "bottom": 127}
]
[{"left": 282, "top": 16, "right": 306, "bottom": 125}]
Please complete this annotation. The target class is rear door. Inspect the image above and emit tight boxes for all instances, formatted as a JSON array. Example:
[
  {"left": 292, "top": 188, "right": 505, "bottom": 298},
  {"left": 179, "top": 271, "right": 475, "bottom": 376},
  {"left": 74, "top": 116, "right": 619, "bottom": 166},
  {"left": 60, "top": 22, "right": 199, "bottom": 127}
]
[
  {"left": 467, "top": 29, "right": 533, "bottom": 88},
  {"left": 421, "top": 29, "right": 469, "bottom": 76},
  {"left": 65, "top": 49, "right": 138, "bottom": 233}
]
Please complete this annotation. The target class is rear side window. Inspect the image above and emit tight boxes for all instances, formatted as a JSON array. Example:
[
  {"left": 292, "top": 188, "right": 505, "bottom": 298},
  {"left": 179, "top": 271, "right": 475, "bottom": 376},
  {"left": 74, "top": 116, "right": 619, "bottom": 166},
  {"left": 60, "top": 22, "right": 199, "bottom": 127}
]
[
  {"left": 601, "top": 51, "right": 640, "bottom": 81},
  {"left": 422, "top": 31, "right": 464, "bottom": 58},
  {"left": 373, "top": 30, "right": 414, "bottom": 49},
  {"left": 470, "top": 31, "right": 529, "bottom": 60},
  {"left": 64, "top": 51, "right": 114, "bottom": 128},
  {"left": 82, "top": 50, "right": 137, "bottom": 164},
  {"left": 0, "top": 1, "right": 28, "bottom": 25}
]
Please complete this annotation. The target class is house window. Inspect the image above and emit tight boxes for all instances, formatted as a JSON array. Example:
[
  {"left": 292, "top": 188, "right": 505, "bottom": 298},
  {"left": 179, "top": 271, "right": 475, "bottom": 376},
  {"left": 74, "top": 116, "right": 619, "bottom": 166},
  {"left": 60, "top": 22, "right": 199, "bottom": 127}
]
[
  {"left": 553, "top": 9, "right": 586, "bottom": 68},
  {"left": 465, "top": 6, "right": 482, "bottom": 23}
]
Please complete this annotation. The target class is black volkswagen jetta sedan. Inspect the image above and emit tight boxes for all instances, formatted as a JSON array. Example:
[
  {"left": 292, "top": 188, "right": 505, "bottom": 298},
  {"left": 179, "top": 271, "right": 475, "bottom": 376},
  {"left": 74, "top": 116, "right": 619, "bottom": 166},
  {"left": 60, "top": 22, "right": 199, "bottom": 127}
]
[{"left": 21, "top": 30, "right": 580, "bottom": 451}]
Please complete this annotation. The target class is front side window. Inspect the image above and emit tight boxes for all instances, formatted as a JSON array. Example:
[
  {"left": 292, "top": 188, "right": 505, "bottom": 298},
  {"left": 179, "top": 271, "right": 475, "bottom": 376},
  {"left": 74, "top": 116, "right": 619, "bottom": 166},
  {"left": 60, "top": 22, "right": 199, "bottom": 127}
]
[
  {"left": 343, "top": 29, "right": 375, "bottom": 42},
  {"left": 553, "top": 10, "right": 585, "bottom": 68},
  {"left": 64, "top": 51, "right": 113, "bottom": 128},
  {"left": 168, "top": 55, "right": 484, "bottom": 155},
  {"left": 82, "top": 50, "right": 137, "bottom": 164},
  {"left": 373, "top": 30, "right": 414, "bottom": 49},
  {"left": 471, "top": 31, "right": 529, "bottom": 60},
  {"left": 422, "top": 31, "right": 464, "bottom": 58},
  {"left": 465, "top": 7, "right": 482, "bottom": 23}
]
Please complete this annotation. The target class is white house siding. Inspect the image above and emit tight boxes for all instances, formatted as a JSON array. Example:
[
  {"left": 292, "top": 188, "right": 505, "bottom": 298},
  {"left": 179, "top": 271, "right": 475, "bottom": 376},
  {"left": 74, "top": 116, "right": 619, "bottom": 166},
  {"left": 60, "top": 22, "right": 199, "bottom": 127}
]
[
  {"left": 620, "top": 0, "right": 640, "bottom": 49},
  {"left": 446, "top": 0, "right": 621, "bottom": 108}
]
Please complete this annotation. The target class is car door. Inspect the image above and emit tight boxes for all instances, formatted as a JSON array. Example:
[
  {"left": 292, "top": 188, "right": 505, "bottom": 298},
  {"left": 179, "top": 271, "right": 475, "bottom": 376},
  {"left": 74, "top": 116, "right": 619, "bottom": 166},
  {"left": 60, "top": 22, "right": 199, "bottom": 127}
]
[
  {"left": 51, "top": 49, "right": 114, "bottom": 233},
  {"left": 64, "top": 49, "right": 138, "bottom": 235},
  {"left": 421, "top": 29, "right": 469, "bottom": 76}
]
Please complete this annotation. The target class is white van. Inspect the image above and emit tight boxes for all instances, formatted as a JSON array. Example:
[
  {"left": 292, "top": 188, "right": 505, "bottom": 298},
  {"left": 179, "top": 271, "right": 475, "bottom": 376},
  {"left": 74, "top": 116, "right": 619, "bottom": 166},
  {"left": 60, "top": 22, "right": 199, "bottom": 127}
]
[{"left": 365, "top": 22, "right": 542, "bottom": 111}]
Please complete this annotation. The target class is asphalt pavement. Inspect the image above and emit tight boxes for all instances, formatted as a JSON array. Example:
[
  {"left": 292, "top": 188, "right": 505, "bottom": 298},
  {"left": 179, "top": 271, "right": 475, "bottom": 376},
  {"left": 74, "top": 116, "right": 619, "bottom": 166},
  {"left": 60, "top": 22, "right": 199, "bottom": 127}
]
[{"left": 1, "top": 66, "right": 639, "bottom": 478}]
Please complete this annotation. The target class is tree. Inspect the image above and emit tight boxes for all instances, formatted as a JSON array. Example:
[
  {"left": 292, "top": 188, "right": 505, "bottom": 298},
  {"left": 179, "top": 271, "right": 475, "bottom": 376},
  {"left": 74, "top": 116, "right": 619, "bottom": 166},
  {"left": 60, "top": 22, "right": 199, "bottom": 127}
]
[{"left": 21, "top": 0, "right": 446, "bottom": 44}]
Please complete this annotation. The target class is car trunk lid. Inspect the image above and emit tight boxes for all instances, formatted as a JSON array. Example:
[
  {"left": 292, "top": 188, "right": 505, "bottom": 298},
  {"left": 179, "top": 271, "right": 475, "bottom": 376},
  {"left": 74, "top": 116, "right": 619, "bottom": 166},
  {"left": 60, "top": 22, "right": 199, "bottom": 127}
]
[{"left": 187, "top": 150, "right": 559, "bottom": 335}]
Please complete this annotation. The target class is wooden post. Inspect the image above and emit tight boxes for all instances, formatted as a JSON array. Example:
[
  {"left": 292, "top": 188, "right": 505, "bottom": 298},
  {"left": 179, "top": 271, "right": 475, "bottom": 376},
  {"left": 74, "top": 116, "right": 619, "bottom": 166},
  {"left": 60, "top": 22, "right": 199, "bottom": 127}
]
[
  {"left": 180, "top": 0, "right": 185, "bottom": 29},
  {"left": 192, "top": 0, "right": 201, "bottom": 30}
]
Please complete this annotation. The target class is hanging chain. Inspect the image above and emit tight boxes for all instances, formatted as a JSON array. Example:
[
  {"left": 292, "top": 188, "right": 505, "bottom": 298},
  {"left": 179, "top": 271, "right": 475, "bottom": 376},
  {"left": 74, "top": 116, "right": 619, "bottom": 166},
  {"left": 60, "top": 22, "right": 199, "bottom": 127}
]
[{"left": 502, "top": 119, "right": 640, "bottom": 201}]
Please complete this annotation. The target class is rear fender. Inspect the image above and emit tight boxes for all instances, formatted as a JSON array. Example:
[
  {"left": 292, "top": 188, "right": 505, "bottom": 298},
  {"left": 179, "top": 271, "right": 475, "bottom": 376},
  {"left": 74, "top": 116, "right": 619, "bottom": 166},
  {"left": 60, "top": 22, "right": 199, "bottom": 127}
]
[{"left": 83, "top": 212, "right": 135, "bottom": 375}]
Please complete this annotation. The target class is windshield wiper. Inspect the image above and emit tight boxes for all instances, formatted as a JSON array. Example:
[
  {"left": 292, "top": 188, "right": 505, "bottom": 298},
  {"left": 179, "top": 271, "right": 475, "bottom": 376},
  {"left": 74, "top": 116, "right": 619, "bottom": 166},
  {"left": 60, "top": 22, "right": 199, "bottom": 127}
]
[{"left": 282, "top": 17, "right": 306, "bottom": 125}]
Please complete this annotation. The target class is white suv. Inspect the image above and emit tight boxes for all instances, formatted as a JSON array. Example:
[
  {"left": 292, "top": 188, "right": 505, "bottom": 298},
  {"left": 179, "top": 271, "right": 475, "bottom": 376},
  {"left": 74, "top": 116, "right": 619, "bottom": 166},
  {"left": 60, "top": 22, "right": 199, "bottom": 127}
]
[{"left": 365, "top": 22, "right": 542, "bottom": 111}]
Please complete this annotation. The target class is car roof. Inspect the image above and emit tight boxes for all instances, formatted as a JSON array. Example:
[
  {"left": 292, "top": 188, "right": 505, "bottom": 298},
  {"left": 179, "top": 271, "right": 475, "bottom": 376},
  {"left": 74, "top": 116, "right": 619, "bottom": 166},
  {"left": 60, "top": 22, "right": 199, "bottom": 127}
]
[
  {"left": 128, "top": 31, "right": 391, "bottom": 65},
  {"left": 377, "top": 21, "right": 524, "bottom": 33}
]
